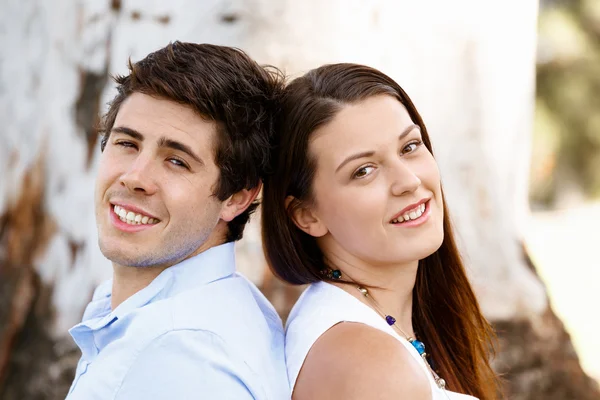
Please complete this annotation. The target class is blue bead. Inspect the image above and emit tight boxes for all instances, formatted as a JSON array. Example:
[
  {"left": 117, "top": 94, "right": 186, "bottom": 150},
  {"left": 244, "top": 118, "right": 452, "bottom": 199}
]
[
  {"left": 385, "top": 315, "right": 396, "bottom": 326},
  {"left": 332, "top": 270, "right": 342, "bottom": 279},
  {"left": 411, "top": 339, "right": 426, "bottom": 355}
]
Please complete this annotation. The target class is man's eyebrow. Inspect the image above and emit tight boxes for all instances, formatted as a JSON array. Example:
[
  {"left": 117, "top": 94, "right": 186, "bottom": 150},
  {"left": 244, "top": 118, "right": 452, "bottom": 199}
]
[
  {"left": 157, "top": 137, "right": 204, "bottom": 166},
  {"left": 335, "top": 124, "right": 420, "bottom": 173},
  {"left": 112, "top": 126, "right": 144, "bottom": 141},
  {"left": 112, "top": 126, "right": 204, "bottom": 166}
]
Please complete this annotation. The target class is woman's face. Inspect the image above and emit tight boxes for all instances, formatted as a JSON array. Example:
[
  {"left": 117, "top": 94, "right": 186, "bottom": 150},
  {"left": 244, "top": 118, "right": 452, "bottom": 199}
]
[{"left": 300, "top": 94, "right": 444, "bottom": 269}]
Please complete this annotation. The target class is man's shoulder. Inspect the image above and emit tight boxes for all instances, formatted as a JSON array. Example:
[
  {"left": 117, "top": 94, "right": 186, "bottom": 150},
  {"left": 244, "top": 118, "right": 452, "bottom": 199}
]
[
  {"left": 170, "top": 273, "right": 282, "bottom": 334},
  {"left": 120, "top": 273, "right": 283, "bottom": 362},
  {"left": 92, "top": 274, "right": 287, "bottom": 400},
  {"left": 168, "top": 274, "right": 284, "bottom": 364}
]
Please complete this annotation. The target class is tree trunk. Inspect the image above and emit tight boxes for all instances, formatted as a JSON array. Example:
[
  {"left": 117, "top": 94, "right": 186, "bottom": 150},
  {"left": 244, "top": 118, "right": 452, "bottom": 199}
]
[{"left": 0, "top": 0, "right": 597, "bottom": 399}]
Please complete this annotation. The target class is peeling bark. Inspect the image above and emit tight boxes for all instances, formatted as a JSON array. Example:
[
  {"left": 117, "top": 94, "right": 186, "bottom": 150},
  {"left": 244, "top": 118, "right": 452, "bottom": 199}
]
[
  {"left": 75, "top": 68, "right": 109, "bottom": 166},
  {"left": 0, "top": 156, "right": 73, "bottom": 397},
  {"left": 1, "top": 1, "right": 597, "bottom": 399},
  {"left": 487, "top": 247, "right": 600, "bottom": 398},
  {"left": 0, "top": 274, "right": 79, "bottom": 400},
  {"left": 494, "top": 306, "right": 599, "bottom": 399},
  {"left": 0, "top": 264, "right": 35, "bottom": 386}
]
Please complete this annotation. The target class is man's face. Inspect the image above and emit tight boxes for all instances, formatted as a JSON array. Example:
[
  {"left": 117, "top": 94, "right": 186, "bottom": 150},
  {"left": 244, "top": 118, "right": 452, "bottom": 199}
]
[{"left": 95, "top": 92, "right": 229, "bottom": 269}]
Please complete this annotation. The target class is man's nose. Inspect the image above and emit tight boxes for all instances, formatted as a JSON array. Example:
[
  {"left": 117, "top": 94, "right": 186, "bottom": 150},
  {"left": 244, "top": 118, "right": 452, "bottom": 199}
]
[{"left": 119, "top": 155, "right": 159, "bottom": 195}]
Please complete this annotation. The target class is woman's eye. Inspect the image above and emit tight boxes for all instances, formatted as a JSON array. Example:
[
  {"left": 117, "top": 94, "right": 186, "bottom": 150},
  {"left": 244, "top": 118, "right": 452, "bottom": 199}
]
[
  {"left": 353, "top": 166, "right": 375, "bottom": 179},
  {"left": 401, "top": 140, "right": 422, "bottom": 155}
]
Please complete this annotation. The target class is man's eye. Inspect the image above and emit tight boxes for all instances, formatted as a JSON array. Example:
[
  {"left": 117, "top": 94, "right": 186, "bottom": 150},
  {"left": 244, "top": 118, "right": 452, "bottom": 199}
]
[
  {"left": 115, "top": 141, "right": 136, "bottom": 149},
  {"left": 168, "top": 158, "right": 188, "bottom": 169}
]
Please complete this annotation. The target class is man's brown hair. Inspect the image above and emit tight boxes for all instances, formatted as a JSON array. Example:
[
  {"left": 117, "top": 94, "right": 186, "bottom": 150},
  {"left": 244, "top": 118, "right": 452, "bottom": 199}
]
[{"left": 100, "top": 41, "right": 284, "bottom": 242}]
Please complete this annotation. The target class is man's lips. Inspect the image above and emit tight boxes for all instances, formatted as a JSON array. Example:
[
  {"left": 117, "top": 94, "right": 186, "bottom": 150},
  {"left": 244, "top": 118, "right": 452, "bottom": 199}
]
[
  {"left": 109, "top": 205, "right": 159, "bottom": 232},
  {"left": 110, "top": 201, "right": 159, "bottom": 220}
]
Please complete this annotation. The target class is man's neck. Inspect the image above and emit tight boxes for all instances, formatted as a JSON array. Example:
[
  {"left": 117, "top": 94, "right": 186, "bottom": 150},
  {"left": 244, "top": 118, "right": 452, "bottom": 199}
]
[
  {"left": 109, "top": 232, "right": 228, "bottom": 310},
  {"left": 111, "top": 264, "right": 169, "bottom": 310}
]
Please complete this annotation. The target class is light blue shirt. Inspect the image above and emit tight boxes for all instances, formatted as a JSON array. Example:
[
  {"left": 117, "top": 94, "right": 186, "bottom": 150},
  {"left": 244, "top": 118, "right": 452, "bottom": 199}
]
[{"left": 67, "top": 243, "right": 290, "bottom": 399}]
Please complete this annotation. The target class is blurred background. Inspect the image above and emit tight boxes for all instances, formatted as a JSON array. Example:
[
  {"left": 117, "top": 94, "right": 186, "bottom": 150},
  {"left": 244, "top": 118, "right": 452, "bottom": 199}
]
[
  {"left": 0, "top": 0, "right": 599, "bottom": 399},
  {"left": 528, "top": 0, "right": 600, "bottom": 389}
]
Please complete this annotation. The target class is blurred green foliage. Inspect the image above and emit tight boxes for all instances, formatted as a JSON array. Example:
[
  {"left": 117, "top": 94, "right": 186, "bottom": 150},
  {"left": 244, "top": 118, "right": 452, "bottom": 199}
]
[{"left": 531, "top": 0, "right": 600, "bottom": 207}]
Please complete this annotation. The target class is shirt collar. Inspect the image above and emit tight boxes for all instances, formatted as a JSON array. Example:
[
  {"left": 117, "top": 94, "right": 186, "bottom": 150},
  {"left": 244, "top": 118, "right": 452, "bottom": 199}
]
[{"left": 73, "top": 242, "right": 236, "bottom": 331}]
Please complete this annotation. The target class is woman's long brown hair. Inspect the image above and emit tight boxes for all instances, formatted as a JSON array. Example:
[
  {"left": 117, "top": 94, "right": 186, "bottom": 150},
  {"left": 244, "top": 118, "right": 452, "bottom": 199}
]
[{"left": 261, "top": 63, "right": 500, "bottom": 399}]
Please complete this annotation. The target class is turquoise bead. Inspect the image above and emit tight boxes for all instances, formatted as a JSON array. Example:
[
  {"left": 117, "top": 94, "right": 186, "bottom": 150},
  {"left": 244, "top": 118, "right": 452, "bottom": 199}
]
[{"left": 411, "top": 339, "right": 426, "bottom": 355}]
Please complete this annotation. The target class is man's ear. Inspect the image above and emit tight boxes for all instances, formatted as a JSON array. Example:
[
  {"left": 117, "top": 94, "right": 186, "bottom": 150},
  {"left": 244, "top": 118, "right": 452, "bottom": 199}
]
[
  {"left": 285, "top": 196, "right": 328, "bottom": 238},
  {"left": 220, "top": 183, "right": 262, "bottom": 222}
]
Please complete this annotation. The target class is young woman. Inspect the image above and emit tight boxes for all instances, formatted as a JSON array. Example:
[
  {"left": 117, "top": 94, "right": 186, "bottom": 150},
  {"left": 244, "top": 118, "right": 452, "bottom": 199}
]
[{"left": 262, "top": 63, "right": 500, "bottom": 399}]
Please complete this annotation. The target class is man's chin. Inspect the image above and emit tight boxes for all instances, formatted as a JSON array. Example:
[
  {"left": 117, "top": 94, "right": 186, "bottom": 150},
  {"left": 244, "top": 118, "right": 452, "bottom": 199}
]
[{"left": 99, "top": 242, "right": 155, "bottom": 268}]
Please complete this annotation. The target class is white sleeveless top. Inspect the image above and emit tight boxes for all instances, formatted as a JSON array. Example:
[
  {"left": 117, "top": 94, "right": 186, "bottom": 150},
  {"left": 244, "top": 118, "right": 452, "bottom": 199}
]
[{"left": 285, "top": 281, "right": 479, "bottom": 400}]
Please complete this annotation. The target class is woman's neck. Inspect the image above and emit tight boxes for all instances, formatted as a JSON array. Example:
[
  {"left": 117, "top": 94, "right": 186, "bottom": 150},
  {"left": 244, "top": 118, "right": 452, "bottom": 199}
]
[{"left": 323, "top": 248, "right": 419, "bottom": 338}]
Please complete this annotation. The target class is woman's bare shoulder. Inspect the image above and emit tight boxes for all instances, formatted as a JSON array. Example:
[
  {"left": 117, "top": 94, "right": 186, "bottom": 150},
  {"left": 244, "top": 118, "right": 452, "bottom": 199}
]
[{"left": 293, "top": 322, "right": 431, "bottom": 400}]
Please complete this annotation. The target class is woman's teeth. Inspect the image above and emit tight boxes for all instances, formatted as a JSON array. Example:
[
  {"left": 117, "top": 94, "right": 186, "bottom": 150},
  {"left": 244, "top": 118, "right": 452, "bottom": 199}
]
[
  {"left": 391, "top": 203, "right": 426, "bottom": 224},
  {"left": 114, "top": 205, "right": 158, "bottom": 225}
]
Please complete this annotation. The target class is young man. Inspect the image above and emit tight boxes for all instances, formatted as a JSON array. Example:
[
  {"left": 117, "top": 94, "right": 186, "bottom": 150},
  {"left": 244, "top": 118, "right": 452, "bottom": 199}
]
[{"left": 66, "top": 42, "right": 289, "bottom": 399}]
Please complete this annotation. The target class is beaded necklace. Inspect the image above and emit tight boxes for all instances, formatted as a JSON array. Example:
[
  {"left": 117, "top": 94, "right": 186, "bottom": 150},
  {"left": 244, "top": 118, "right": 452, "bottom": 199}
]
[{"left": 322, "top": 268, "right": 447, "bottom": 390}]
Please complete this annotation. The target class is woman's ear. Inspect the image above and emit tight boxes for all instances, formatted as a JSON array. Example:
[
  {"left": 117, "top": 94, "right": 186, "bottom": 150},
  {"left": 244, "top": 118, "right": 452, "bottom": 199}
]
[{"left": 285, "top": 196, "right": 328, "bottom": 238}]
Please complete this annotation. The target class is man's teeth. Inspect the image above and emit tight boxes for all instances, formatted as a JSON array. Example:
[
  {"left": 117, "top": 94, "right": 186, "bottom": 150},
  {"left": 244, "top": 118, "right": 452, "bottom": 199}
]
[
  {"left": 392, "top": 203, "right": 426, "bottom": 224},
  {"left": 113, "top": 205, "right": 157, "bottom": 225}
]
